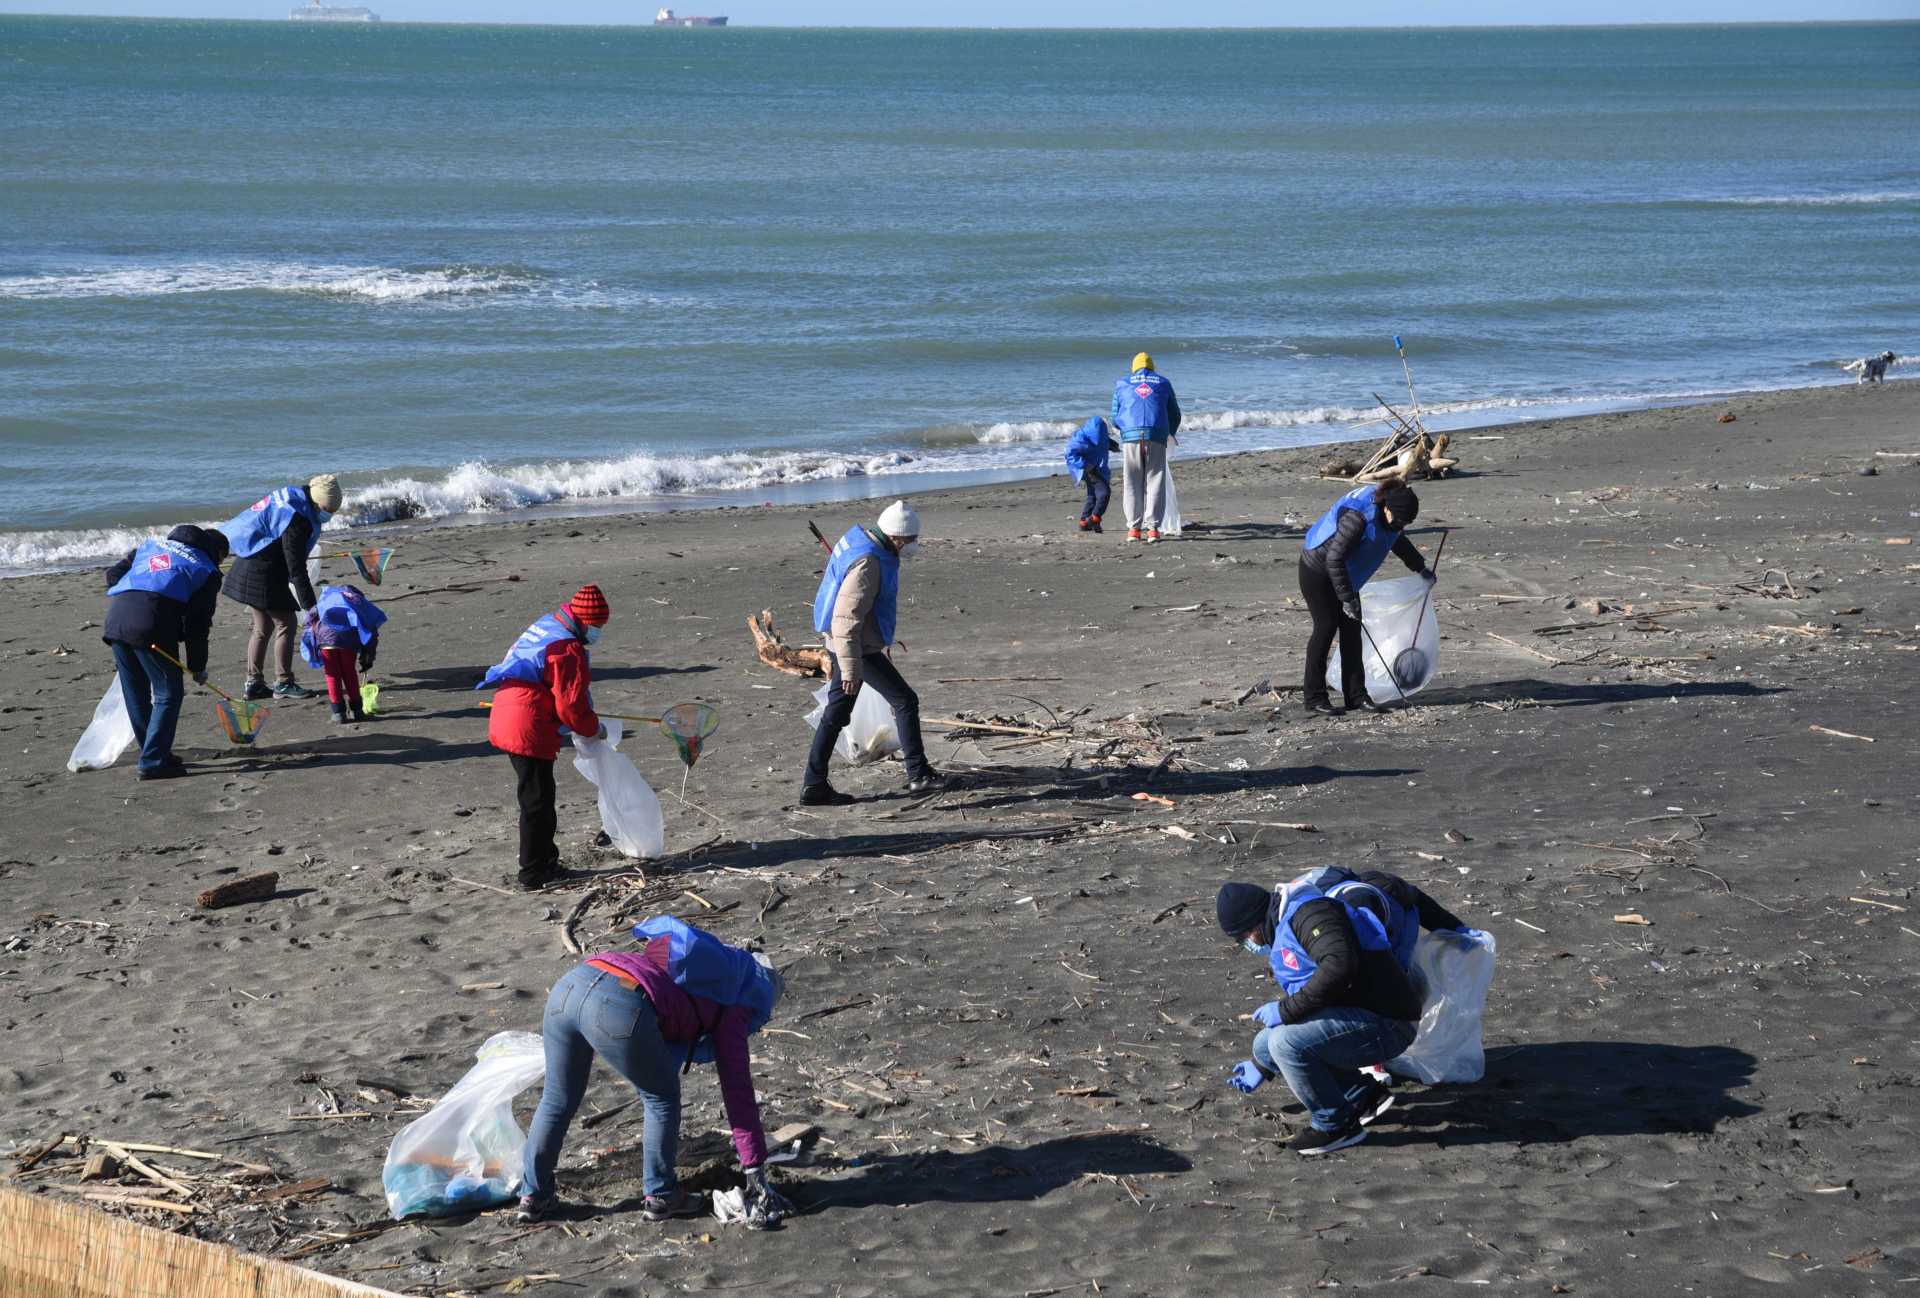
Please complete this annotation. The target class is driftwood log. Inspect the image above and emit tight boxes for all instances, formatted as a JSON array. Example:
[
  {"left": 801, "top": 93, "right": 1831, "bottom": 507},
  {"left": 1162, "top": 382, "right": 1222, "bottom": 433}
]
[
  {"left": 196, "top": 871, "right": 279, "bottom": 910},
  {"left": 748, "top": 610, "right": 828, "bottom": 678}
]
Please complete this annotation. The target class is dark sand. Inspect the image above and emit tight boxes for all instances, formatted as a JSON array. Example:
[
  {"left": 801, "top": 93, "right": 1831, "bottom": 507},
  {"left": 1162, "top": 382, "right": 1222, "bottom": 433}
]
[{"left": 4, "top": 381, "right": 1919, "bottom": 1295}]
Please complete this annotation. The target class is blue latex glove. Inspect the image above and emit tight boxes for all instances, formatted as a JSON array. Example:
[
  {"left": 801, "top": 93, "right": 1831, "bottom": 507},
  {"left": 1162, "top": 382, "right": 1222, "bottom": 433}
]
[
  {"left": 1421, "top": 569, "right": 1438, "bottom": 584},
  {"left": 1252, "top": 1001, "right": 1284, "bottom": 1029},
  {"left": 1229, "top": 1060, "right": 1266, "bottom": 1093}
]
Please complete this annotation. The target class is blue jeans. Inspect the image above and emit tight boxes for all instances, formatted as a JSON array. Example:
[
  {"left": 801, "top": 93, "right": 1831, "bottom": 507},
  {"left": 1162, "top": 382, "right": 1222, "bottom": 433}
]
[
  {"left": 111, "top": 641, "right": 184, "bottom": 773},
  {"left": 804, "top": 650, "right": 932, "bottom": 789},
  {"left": 521, "top": 966, "right": 682, "bottom": 1200},
  {"left": 1255, "top": 1008, "right": 1417, "bottom": 1131},
  {"left": 1080, "top": 470, "right": 1111, "bottom": 523}
]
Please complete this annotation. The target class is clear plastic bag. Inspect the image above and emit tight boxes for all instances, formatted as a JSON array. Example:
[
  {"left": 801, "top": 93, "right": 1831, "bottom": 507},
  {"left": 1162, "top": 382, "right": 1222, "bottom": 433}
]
[
  {"left": 1326, "top": 572, "right": 1441, "bottom": 703},
  {"left": 571, "top": 718, "right": 665, "bottom": 858},
  {"left": 804, "top": 680, "right": 901, "bottom": 764},
  {"left": 1159, "top": 459, "right": 1183, "bottom": 537},
  {"left": 68, "top": 682, "right": 137, "bottom": 773},
  {"left": 383, "top": 1030, "right": 546, "bottom": 1219},
  {"left": 1387, "top": 928, "right": 1497, "bottom": 1084}
]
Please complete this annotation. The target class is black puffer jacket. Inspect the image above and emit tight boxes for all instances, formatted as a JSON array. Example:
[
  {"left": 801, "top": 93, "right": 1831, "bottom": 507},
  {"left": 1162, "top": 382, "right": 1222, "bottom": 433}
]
[
  {"left": 1271, "top": 870, "right": 1467, "bottom": 1026},
  {"left": 102, "top": 525, "right": 228, "bottom": 675},
  {"left": 221, "top": 513, "right": 317, "bottom": 613}
]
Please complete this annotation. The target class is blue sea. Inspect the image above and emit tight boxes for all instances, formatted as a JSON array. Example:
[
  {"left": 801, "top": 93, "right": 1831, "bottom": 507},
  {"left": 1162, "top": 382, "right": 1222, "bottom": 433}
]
[{"left": 2, "top": 18, "right": 1916, "bottom": 571}]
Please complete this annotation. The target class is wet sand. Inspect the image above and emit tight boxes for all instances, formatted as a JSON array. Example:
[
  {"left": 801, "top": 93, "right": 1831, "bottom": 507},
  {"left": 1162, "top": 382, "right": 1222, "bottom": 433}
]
[{"left": 3, "top": 380, "right": 1918, "bottom": 1295}]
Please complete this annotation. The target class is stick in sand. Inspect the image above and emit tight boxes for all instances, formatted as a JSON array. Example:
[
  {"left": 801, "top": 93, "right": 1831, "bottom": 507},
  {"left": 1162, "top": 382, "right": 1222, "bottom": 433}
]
[{"left": 807, "top": 520, "right": 833, "bottom": 554}]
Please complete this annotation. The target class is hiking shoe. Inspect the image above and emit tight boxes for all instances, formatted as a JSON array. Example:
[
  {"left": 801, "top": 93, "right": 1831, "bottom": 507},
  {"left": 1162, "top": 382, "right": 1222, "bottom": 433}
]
[
  {"left": 1354, "top": 696, "right": 1394, "bottom": 714},
  {"left": 904, "top": 771, "right": 949, "bottom": 795},
  {"left": 1146, "top": 530, "right": 1161, "bottom": 544},
  {"left": 242, "top": 679, "right": 272, "bottom": 701},
  {"left": 328, "top": 704, "right": 349, "bottom": 724},
  {"left": 1077, "top": 519, "right": 1091, "bottom": 532},
  {"left": 1355, "top": 1080, "right": 1396, "bottom": 1127},
  {"left": 1290, "top": 1121, "right": 1367, "bottom": 1156},
  {"left": 514, "top": 1194, "right": 558, "bottom": 1223},
  {"left": 272, "top": 681, "right": 319, "bottom": 700},
  {"left": 516, "top": 865, "right": 562, "bottom": 892},
  {"left": 1090, "top": 520, "right": 1104, "bottom": 534},
  {"left": 1303, "top": 698, "right": 1344, "bottom": 718},
  {"left": 800, "top": 785, "right": 857, "bottom": 808},
  {"left": 135, "top": 764, "right": 188, "bottom": 781},
  {"left": 641, "top": 1188, "right": 699, "bottom": 1222},
  {"left": 1127, "top": 528, "right": 1142, "bottom": 542}
]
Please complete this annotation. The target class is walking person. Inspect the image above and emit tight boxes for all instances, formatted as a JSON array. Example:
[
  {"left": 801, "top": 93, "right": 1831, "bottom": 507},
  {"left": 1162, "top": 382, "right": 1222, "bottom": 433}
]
[
  {"left": 1110, "top": 352, "right": 1181, "bottom": 542},
  {"left": 801, "top": 501, "right": 942, "bottom": 806},
  {"left": 219, "top": 474, "right": 343, "bottom": 700},
  {"left": 517, "top": 920, "right": 791, "bottom": 1230},
  {"left": 100, "top": 525, "right": 229, "bottom": 780},
  {"left": 1064, "top": 415, "right": 1118, "bottom": 533},
  {"left": 1298, "top": 481, "right": 1431, "bottom": 715},
  {"left": 1216, "top": 866, "right": 1472, "bottom": 1155},
  {"left": 478, "top": 585, "right": 609, "bottom": 889}
]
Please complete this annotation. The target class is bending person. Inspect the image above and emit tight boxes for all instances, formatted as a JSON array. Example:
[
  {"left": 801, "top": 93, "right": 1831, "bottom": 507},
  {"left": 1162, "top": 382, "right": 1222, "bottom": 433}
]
[
  {"left": 801, "top": 500, "right": 942, "bottom": 806},
  {"left": 101, "top": 525, "right": 230, "bottom": 780},
  {"left": 1215, "top": 867, "right": 1469, "bottom": 1155},
  {"left": 219, "top": 474, "right": 343, "bottom": 701},
  {"left": 1298, "top": 481, "right": 1430, "bottom": 715},
  {"left": 518, "top": 925, "right": 790, "bottom": 1230}
]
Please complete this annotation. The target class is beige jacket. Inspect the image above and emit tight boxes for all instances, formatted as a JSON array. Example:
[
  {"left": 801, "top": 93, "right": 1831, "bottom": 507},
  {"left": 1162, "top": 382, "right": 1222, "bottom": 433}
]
[{"left": 826, "top": 537, "right": 891, "bottom": 688}]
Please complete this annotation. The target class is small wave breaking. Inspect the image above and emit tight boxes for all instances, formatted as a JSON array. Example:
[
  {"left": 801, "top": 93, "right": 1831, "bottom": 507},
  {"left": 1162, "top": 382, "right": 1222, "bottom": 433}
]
[{"left": 0, "top": 261, "right": 548, "bottom": 303}]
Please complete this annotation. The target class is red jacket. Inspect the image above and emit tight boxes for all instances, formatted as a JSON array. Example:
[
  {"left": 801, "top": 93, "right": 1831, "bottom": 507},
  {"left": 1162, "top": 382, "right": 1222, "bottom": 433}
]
[{"left": 487, "top": 634, "right": 600, "bottom": 761}]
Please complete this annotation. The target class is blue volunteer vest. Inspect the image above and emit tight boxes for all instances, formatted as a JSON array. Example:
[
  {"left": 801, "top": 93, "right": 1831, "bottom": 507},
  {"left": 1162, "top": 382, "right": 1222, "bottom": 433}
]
[
  {"left": 1111, "top": 370, "right": 1174, "bottom": 443},
  {"left": 301, "top": 584, "right": 390, "bottom": 669},
  {"left": 222, "top": 486, "right": 325, "bottom": 561},
  {"left": 107, "top": 538, "right": 218, "bottom": 602},
  {"left": 1268, "top": 866, "right": 1419, "bottom": 996},
  {"left": 476, "top": 613, "right": 583, "bottom": 690},
  {"left": 811, "top": 526, "right": 900, "bottom": 648},
  {"left": 1304, "top": 485, "right": 1400, "bottom": 591}
]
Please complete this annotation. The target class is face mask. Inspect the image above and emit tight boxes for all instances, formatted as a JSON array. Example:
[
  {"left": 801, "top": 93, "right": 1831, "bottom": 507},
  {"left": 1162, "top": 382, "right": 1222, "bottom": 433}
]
[
  {"left": 583, "top": 625, "right": 603, "bottom": 645},
  {"left": 317, "top": 510, "right": 334, "bottom": 523},
  {"left": 1242, "top": 938, "right": 1272, "bottom": 957},
  {"left": 897, "top": 540, "right": 921, "bottom": 558}
]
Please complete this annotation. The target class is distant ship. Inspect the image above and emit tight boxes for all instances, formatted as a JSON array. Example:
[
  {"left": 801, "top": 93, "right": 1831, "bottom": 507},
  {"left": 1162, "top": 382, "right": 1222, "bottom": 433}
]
[
  {"left": 654, "top": 7, "right": 726, "bottom": 24},
  {"left": 291, "top": 0, "right": 379, "bottom": 18}
]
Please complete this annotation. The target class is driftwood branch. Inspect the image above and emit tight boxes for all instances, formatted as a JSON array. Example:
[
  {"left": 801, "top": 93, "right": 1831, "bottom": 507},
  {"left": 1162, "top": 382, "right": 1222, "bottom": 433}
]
[{"left": 748, "top": 610, "right": 828, "bottom": 678}]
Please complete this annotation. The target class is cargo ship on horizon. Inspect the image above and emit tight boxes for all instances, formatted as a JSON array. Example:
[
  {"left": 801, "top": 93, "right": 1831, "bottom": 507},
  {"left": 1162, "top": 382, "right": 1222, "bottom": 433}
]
[{"left": 654, "top": 7, "right": 726, "bottom": 24}]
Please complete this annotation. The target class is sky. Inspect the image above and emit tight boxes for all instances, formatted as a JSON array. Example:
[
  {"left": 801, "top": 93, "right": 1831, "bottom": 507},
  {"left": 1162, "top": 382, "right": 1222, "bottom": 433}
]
[{"left": 1, "top": 0, "right": 1914, "bottom": 26}]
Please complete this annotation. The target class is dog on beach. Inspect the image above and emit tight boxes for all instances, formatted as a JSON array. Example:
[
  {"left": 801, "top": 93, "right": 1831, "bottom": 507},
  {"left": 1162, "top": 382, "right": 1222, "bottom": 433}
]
[{"left": 1856, "top": 350, "right": 1898, "bottom": 384}]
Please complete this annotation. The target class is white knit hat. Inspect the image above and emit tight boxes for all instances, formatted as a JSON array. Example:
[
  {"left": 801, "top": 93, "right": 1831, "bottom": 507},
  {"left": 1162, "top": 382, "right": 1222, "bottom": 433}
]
[
  {"left": 877, "top": 500, "right": 921, "bottom": 538},
  {"left": 307, "top": 473, "right": 344, "bottom": 513}
]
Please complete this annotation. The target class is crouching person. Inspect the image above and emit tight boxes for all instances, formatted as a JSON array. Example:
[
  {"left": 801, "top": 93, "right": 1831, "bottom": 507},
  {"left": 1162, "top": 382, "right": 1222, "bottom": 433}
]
[
  {"left": 1214, "top": 866, "right": 1468, "bottom": 1155},
  {"left": 518, "top": 918, "right": 791, "bottom": 1230}
]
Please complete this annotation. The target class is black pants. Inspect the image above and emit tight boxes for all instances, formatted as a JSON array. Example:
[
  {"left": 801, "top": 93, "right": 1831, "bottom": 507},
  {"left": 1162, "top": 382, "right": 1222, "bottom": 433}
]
[
  {"left": 805, "top": 651, "right": 932, "bottom": 790},
  {"left": 511, "top": 753, "right": 559, "bottom": 875},
  {"left": 1080, "top": 470, "right": 1111, "bottom": 524},
  {"left": 1299, "top": 554, "right": 1367, "bottom": 706}
]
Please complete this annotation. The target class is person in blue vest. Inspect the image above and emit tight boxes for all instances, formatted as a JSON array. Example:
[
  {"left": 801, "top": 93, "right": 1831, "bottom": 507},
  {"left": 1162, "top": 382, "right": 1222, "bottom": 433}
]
[
  {"left": 219, "top": 474, "right": 343, "bottom": 702},
  {"left": 300, "top": 584, "right": 386, "bottom": 725},
  {"left": 1298, "top": 481, "right": 1431, "bottom": 716},
  {"left": 1109, "top": 352, "right": 1182, "bottom": 543},
  {"left": 1064, "top": 416, "right": 1119, "bottom": 533},
  {"left": 101, "top": 525, "right": 230, "bottom": 780},
  {"left": 1216, "top": 867, "right": 1470, "bottom": 1155},
  {"left": 479, "top": 585, "right": 610, "bottom": 890},
  {"left": 802, "top": 501, "right": 940, "bottom": 806}
]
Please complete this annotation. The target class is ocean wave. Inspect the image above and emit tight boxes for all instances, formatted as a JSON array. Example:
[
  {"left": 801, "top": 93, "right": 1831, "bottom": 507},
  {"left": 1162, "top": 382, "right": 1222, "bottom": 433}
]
[
  {"left": 0, "top": 526, "right": 158, "bottom": 573},
  {"left": 1840, "top": 352, "right": 1912, "bottom": 374},
  {"left": 337, "top": 449, "right": 917, "bottom": 526},
  {"left": 0, "top": 261, "right": 546, "bottom": 303},
  {"left": 1696, "top": 190, "right": 1920, "bottom": 208}
]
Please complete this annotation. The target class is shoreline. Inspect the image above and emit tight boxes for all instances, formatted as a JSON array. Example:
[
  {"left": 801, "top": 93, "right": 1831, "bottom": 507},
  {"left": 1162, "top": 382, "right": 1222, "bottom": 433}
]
[{"left": 4, "top": 372, "right": 1904, "bottom": 580}]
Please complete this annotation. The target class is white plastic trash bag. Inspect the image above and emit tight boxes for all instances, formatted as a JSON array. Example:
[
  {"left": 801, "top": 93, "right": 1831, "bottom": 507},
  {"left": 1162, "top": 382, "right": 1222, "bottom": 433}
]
[
  {"left": 572, "top": 718, "right": 665, "bottom": 859},
  {"left": 1326, "top": 573, "right": 1441, "bottom": 703},
  {"left": 804, "top": 680, "right": 901, "bottom": 764},
  {"left": 1159, "top": 460, "right": 1183, "bottom": 537},
  {"left": 68, "top": 682, "right": 137, "bottom": 773},
  {"left": 383, "top": 1030, "right": 546, "bottom": 1219},
  {"left": 1387, "top": 928, "right": 1497, "bottom": 1084}
]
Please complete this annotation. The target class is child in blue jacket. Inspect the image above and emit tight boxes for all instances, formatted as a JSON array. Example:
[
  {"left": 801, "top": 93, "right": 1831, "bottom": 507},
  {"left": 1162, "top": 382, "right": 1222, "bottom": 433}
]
[
  {"left": 300, "top": 583, "right": 387, "bottom": 724},
  {"left": 1065, "top": 416, "right": 1120, "bottom": 533}
]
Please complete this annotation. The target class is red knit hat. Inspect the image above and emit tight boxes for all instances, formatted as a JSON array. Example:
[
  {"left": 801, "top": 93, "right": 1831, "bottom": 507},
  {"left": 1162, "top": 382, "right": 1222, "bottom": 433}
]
[{"left": 566, "top": 584, "right": 611, "bottom": 627}]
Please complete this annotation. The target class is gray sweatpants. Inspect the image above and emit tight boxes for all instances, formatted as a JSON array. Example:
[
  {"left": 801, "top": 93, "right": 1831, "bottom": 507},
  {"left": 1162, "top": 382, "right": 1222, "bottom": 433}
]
[{"left": 1121, "top": 439, "right": 1169, "bottom": 531}]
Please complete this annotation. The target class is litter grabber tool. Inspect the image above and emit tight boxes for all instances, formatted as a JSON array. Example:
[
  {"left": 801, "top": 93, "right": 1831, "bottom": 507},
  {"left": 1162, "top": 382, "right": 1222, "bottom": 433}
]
[
  {"left": 148, "top": 644, "right": 270, "bottom": 746},
  {"left": 1392, "top": 529, "right": 1448, "bottom": 693}
]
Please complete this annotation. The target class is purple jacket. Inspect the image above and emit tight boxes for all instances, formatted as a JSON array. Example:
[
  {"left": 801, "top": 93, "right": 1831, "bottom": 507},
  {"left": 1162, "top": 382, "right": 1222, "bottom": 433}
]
[{"left": 589, "top": 941, "right": 768, "bottom": 1168}]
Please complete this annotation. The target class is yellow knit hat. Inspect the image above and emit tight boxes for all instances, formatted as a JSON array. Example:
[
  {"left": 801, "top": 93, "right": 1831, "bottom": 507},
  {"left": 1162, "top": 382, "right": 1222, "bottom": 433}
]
[{"left": 1131, "top": 352, "right": 1154, "bottom": 373}]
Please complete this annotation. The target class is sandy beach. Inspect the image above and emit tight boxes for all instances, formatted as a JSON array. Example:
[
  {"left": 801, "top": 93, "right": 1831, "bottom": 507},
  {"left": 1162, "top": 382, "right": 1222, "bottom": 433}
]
[{"left": 4, "top": 379, "right": 1918, "bottom": 1295}]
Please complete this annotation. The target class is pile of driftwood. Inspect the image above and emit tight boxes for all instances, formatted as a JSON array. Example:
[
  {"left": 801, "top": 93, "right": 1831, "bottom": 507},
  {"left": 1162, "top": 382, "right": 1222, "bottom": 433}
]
[{"left": 1322, "top": 394, "right": 1459, "bottom": 483}]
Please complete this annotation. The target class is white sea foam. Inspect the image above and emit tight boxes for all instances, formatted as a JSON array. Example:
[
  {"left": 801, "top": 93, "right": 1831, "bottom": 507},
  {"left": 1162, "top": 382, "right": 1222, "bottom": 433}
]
[
  {"left": 1711, "top": 190, "right": 1920, "bottom": 208},
  {"left": 0, "top": 526, "right": 160, "bottom": 573},
  {"left": 1840, "top": 352, "right": 1912, "bottom": 375},
  {"left": 0, "top": 261, "right": 543, "bottom": 303}
]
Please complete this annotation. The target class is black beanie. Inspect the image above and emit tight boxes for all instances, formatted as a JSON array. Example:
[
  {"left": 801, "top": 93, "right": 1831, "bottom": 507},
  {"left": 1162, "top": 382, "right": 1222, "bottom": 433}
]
[
  {"left": 1381, "top": 484, "right": 1419, "bottom": 528},
  {"left": 1216, "top": 882, "right": 1272, "bottom": 937}
]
